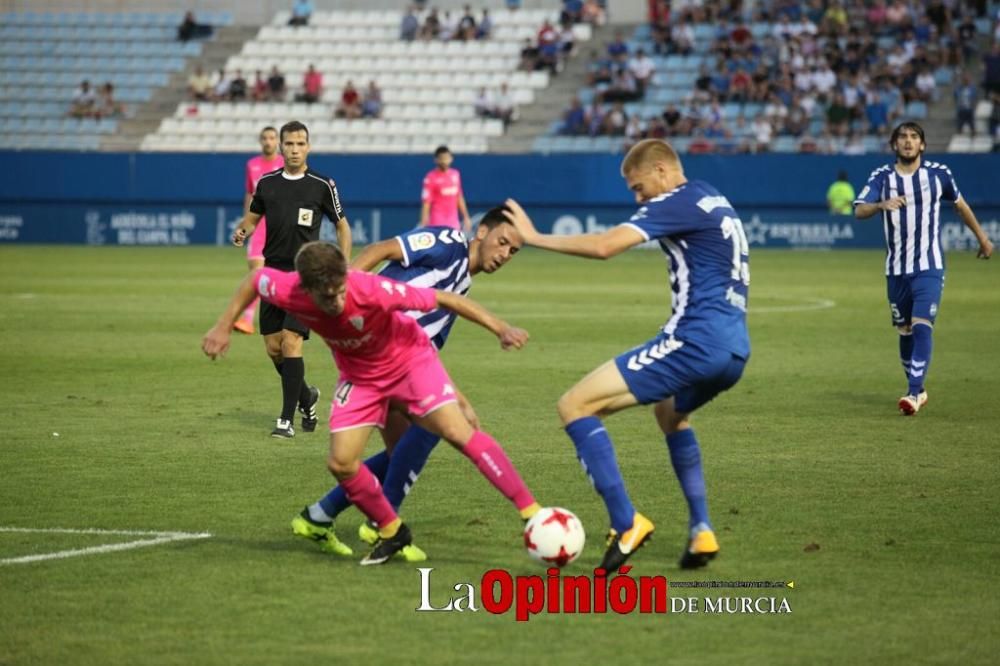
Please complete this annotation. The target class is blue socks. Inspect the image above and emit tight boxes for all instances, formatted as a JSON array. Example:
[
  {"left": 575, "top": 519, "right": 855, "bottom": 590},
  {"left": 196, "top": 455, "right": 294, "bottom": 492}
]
[
  {"left": 908, "top": 322, "right": 932, "bottom": 396},
  {"left": 665, "top": 428, "right": 711, "bottom": 530},
  {"left": 382, "top": 426, "right": 440, "bottom": 510},
  {"left": 318, "top": 450, "right": 390, "bottom": 519},
  {"left": 899, "top": 331, "right": 914, "bottom": 382},
  {"left": 565, "top": 416, "right": 635, "bottom": 533}
]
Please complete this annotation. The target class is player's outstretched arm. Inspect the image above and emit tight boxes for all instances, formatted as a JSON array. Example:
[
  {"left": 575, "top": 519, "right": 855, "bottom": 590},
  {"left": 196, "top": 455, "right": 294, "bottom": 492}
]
[
  {"left": 503, "top": 198, "right": 644, "bottom": 259},
  {"left": 954, "top": 198, "right": 993, "bottom": 259},
  {"left": 854, "top": 197, "right": 906, "bottom": 220},
  {"left": 232, "top": 211, "right": 262, "bottom": 247},
  {"left": 419, "top": 201, "right": 430, "bottom": 227},
  {"left": 435, "top": 290, "right": 528, "bottom": 350},
  {"left": 202, "top": 273, "right": 259, "bottom": 359},
  {"left": 351, "top": 238, "right": 404, "bottom": 272},
  {"left": 335, "top": 215, "right": 353, "bottom": 261}
]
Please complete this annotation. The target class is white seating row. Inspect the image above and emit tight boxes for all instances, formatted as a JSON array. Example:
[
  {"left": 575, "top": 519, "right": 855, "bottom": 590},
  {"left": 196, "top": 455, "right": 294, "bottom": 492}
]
[
  {"left": 160, "top": 117, "right": 504, "bottom": 138},
  {"left": 241, "top": 40, "right": 522, "bottom": 57},
  {"left": 176, "top": 102, "right": 477, "bottom": 121},
  {"left": 141, "top": 133, "right": 490, "bottom": 154},
  {"left": 271, "top": 9, "right": 558, "bottom": 28},
  {"left": 226, "top": 55, "right": 522, "bottom": 75}
]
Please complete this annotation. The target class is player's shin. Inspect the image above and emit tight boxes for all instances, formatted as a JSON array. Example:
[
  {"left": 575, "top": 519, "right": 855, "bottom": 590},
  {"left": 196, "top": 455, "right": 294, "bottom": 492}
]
[
  {"left": 317, "top": 451, "right": 391, "bottom": 519},
  {"left": 461, "top": 431, "right": 538, "bottom": 519},
  {"left": 899, "top": 330, "right": 914, "bottom": 382},
  {"left": 382, "top": 426, "right": 440, "bottom": 510},
  {"left": 665, "top": 428, "right": 712, "bottom": 531},
  {"left": 909, "top": 322, "right": 933, "bottom": 395},
  {"left": 280, "top": 357, "right": 305, "bottom": 421},
  {"left": 340, "top": 465, "right": 399, "bottom": 534},
  {"left": 565, "top": 416, "right": 635, "bottom": 533}
]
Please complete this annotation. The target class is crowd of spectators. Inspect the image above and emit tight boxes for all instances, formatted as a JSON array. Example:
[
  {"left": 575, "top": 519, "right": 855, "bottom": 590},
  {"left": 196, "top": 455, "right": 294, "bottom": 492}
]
[
  {"left": 560, "top": 0, "right": 997, "bottom": 153},
  {"left": 188, "top": 65, "right": 288, "bottom": 102},
  {"left": 401, "top": 4, "right": 495, "bottom": 41}
]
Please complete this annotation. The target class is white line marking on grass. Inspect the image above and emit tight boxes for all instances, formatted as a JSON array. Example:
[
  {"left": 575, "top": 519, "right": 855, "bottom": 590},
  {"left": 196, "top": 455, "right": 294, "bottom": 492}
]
[
  {"left": 0, "top": 527, "right": 212, "bottom": 566},
  {"left": 750, "top": 297, "right": 837, "bottom": 313}
]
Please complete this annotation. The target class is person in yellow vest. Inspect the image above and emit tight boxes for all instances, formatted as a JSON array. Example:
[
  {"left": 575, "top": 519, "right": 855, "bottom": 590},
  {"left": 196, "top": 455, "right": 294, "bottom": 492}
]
[{"left": 827, "top": 170, "right": 856, "bottom": 215}]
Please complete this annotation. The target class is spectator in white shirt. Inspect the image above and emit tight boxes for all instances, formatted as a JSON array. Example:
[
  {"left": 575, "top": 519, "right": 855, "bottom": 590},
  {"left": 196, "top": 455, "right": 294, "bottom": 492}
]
[{"left": 627, "top": 49, "right": 656, "bottom": 95}]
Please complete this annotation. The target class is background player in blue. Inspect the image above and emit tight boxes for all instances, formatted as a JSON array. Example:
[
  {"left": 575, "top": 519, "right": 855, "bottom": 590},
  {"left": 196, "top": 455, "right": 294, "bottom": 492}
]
[
  {"left": 503, "top": 138, "right": 750, "bottom": 571},
  {"left": 854, "top": 122, "right": 993, "bottom": 415},
  {"left": 291, "top": 207, "right": 524, "bottom": 558}
]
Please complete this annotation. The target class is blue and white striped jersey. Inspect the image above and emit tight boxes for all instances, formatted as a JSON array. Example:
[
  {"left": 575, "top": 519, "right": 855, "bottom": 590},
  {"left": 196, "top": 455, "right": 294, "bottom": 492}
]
[
  {"left": 378, "top": 226, "right": 471, "bottom": 350},
  {"left": 854, "top": 161, "right": 961, "bottom": 276},
  {"left": 621, "top": 180, "right": 751, "bottom": 360}
]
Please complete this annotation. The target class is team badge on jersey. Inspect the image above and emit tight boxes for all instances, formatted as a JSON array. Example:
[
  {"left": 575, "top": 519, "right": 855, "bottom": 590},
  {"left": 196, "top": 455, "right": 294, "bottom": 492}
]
[
  {"left": 407, "top": 232, "right": 436, "bottom": 252},
  {"left": 349, "top": 316, "right": 364, "bottom": 331},
  {"left": 298, "top": 208, "right": 314, "bottom": 227}
]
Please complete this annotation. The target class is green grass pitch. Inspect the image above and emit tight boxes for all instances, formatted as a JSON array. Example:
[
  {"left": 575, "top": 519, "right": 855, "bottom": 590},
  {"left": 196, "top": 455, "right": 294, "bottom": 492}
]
[{"left": 1, "top": 246, "right": 997, "bottom": 665}]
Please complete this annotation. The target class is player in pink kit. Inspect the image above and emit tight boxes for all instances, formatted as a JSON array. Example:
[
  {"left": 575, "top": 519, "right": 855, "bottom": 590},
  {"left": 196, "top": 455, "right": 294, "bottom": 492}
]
[
  {"left": 235, "top": 126, "right": 285, "bottom": 335},
  {"left": 202, "top": 241, "right": 541, "bottom": 564},
  {"left": 420, "top": 145, "right": 473, "bottom": 233}
]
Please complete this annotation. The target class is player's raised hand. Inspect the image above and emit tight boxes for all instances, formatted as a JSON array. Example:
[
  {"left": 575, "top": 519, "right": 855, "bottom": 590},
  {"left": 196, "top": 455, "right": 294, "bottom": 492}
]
[
  {"left": 232, "top": 227, "right": 247, "bottom": 247},
  {"left": 503, "top": 199, "right": 540, "bottom": 243},
  {"left": 977, "top": 238, "right": 993, "bottom": 260},
  {"left": 498, "top": 325, "right": 529, "bottom": 350},
  {"left": 202, "top": 324, "right": 232, "bottom": 360},
  {"left": 881, "top": 196, "right": 907, "bottom": 211}
]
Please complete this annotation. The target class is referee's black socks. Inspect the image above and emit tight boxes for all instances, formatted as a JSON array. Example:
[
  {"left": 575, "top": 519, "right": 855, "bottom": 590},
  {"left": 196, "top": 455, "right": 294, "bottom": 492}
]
[{"left": 279, "top": 357, "right": 306, "bottom": 422}]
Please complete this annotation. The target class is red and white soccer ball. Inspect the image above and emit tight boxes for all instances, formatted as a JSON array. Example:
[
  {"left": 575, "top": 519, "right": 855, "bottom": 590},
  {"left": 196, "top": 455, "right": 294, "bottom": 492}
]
[{"left": 523, "top": 507, "right": 586, "bottom": 567}]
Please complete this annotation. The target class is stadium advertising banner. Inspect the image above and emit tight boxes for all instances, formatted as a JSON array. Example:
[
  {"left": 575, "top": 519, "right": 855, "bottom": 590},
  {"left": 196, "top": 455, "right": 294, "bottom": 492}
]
[{"left": 2, "top": 202, "right": 997, "bottom": 251}]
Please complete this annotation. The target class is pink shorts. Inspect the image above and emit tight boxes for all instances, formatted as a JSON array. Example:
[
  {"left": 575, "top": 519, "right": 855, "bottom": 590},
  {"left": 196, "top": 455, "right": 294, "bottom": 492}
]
[
  {"left": 247, "top": 217, "right": 267, "bottom": 260},
  {"left": 328, "top": 348, "right": 458, "bottom": 432}
]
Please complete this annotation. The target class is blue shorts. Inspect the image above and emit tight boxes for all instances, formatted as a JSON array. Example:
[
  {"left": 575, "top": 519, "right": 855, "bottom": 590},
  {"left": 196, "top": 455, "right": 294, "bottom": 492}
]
[
  {"left": 614, "top": 335, "right": 746, "bottom": 414},
  {"left": 886, "top": 270, "right": 944, "bottom": 327}
]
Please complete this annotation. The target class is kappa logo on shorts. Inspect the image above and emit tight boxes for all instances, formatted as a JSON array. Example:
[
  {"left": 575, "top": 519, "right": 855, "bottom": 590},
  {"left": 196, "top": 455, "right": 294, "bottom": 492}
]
[
  {"left": 443, "top": 384, "right": 455, "bottom": 395},
  {"left": 626, "top": 338, "right": 684, "bottom": 371},
  {"left": 407, "top": 232, "right": 436, "bottom": 252},
  {"left": 257, "top": 274, "right": 275, "bottom": 297}
]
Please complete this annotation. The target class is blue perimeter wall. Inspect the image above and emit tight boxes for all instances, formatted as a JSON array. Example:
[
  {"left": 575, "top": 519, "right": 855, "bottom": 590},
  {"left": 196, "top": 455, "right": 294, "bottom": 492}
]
[{"left": 1, "top": 151, "right": 997, "bottom": 250}]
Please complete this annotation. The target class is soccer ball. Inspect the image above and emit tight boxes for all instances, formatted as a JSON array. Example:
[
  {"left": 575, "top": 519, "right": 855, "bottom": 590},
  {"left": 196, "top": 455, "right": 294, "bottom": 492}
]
[{"left": 523, "top": 507, "right": 585, "bottom": 567}]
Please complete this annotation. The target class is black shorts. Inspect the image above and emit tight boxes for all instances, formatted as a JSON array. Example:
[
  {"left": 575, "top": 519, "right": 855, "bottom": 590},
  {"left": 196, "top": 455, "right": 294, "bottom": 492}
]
[{"left": 259, "top": 301, "right": 310, "bottom": 338}]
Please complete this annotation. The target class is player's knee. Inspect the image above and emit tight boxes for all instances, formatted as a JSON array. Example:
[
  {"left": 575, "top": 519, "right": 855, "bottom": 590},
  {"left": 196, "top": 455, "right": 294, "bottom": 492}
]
[
  {"left": 326, "top": 455, "right": 359, "bottom": 480},
  {"left": 556, "top": 392, "right": 588, "bottom": 424},
  {"left": 896, "top": 324, "right": 912, "bottom": 335},
  {"left": 280, "top": 336, "right": 302, "bottom": 357}
]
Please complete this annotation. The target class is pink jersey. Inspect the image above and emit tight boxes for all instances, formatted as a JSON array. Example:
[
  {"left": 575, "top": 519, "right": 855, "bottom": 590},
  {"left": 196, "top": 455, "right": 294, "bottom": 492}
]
[
  {"left": 246, "top": 154, "right": 283, "bottom": 258},
  {"left": 254, "top": 268, "right": 438, "bottom": 382},
  {"left": 421, "top": 167, "right": 463, "bottom": 229},
  {"left": 246, "top": 154, "right": 284, "bottom": 195}
]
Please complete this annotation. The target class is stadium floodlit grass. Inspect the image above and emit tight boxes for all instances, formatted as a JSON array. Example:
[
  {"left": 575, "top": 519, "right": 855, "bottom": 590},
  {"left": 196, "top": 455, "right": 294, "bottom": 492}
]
[{"left": 1, "top": 245, "right": 998, "bottom": 665}]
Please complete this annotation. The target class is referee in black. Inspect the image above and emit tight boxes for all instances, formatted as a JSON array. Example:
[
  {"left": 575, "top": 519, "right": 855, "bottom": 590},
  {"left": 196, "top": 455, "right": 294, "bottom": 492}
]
[{"left": 232, "top": 120, "right": 352, "bottom": 439}]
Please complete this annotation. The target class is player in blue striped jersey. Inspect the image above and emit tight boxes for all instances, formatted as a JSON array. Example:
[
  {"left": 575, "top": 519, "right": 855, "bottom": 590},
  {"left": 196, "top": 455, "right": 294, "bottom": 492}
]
[
  {"left": 504, "top": 139, "right": 751, "bottom": 571},
  {"left": 854, "top": 122, "right": 993, "bottom": 415},
  {"left": 293, "top": 207, "right": 524, "bottom": 558}
]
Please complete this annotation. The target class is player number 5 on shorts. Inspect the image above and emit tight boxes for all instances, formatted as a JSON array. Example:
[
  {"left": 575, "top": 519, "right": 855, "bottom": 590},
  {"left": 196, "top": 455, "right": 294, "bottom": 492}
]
[{"left": 721, "top": 216, "right": 750, "bottom": 286}]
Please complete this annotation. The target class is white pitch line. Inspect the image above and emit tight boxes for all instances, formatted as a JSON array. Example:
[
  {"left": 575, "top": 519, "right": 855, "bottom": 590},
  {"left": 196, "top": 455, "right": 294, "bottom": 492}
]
[{"left": 0, "top": 527, "right": 212, "bottom": 566}]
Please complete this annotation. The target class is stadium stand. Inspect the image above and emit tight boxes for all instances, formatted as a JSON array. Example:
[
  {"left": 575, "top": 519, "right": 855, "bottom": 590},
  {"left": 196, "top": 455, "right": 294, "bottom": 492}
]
[
  {"left": 0, "top": 11, "right": 232, "bottom": 151},
  {"left": 142, "top": 8, "right": 592, "bottom": 154},
  {"left": 534, "top": 0, "right": 999, "bottom": 155}
]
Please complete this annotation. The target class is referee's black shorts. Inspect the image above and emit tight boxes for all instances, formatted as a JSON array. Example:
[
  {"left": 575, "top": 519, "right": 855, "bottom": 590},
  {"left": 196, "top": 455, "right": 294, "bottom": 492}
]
[{"left": 260, "top": 301, "right": 310, "bottom": 338}]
